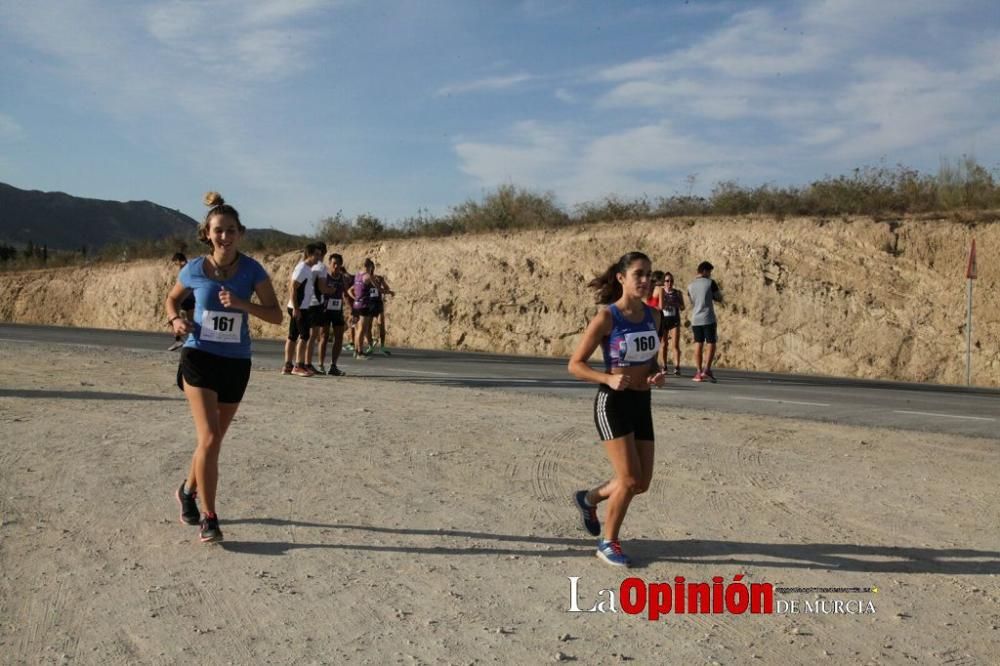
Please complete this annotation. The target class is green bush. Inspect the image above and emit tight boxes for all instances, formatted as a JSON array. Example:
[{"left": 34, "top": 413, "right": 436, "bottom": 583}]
[
  {"left": 4, "top": 159, "right": 998, "bottom": 273},
  {"left": 447, "top": 184, "right": 569, "bottom": 232}
]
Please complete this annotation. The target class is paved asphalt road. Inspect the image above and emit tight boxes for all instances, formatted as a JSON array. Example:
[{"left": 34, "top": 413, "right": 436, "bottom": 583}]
[{"left": 0, "top": 323, "right": 997, "bottom": 439}]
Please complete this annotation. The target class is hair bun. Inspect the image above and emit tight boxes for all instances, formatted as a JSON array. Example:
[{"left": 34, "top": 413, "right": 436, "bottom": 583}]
[{"left": 203, "top": 191, "right": 225, "bottom": 207}]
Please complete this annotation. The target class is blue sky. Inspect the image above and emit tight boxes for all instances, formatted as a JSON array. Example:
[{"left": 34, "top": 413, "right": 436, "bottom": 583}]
[{"left": 1, "top": 0, "right": 998, "bottom": 234}]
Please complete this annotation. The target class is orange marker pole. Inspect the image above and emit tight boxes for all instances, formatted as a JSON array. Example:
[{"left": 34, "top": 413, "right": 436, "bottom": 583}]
[{"left": 965, "top": 238, "right": 977, "bottom": 386}]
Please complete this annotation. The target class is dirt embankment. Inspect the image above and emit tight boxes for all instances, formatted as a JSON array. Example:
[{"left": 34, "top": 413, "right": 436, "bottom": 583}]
[{"left": 0, "top": 215, "right": 996, "bottom": 386}]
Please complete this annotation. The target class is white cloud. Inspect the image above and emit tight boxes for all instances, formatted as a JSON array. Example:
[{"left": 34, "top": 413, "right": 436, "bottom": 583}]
[
  {"left": 597, "top": 55, "right": 675, "bottom": 83},
  {"left": 453, "top": 0, "right": 1000, "bottom": 204},
  {"left": 580, "top": 122, "right": 724, "bottom": 174},
  {"left": 599, "top": 79, "right": 766, "bottom": 120},
  {"left": 144, "top": 1, "right": 327, "bottom": 83},
  {"left": 453, "top": 120, "right": 744, "bottom": 205},
  {"left": 0, "top": 0, "right": 331, "bottom": 210},
  {"left": 829, "top": 57, "right": 987, "bottom": 160},
  {"left": 554, "top": 88, "right": 577, "bottom": 104},
  {"left": 437, "top": 73, "right": 537, "bottom": 96},
  {"left": 0, "top": 113, "right": 24, "bottom": 141},
  {"left": 517, "top": 0, "right": 577, "bottom": 19},
  {"left": 454, "top": 121, "right": 573, "bottom": 185},
  {"left": 800, "top": 126, "right": 846, "bottom": 146}
]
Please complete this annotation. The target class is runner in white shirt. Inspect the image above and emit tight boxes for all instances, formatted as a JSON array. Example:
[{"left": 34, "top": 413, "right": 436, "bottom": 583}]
[
  {"left": 282, "top": 243, "right": 322, "bottom": 377},
  {"left": 305, "top": 242, "right": 328, "bottom": 373}
]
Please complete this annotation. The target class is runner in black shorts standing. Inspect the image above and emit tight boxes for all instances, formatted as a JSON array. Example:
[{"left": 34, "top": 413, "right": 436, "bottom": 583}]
[
  {"left": 687, "top": 261, "right": 723, "bottom": 383},
  {"left": 165, "top": 192, "right": 282, "bottom": 543},
  {"left": 659, "top": 272, "right": 684, "bottom": 375},
  {"left": 568, "top": 252, "right": 667, "bottom": 567},
  {"left": 317, "top": 252, "right": 351, "bottom": 375}
]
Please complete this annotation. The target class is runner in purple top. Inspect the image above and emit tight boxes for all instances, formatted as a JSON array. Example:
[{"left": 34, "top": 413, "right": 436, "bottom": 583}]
[{"left": 347, "top": 258, "right": 376, "bottom": 359}]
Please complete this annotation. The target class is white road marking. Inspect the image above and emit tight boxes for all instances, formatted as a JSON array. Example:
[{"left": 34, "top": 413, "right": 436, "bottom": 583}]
[
  {"left": 390, "top": 368, "right": 456, "bottom": 377},
  {"left": 734, "top": 396, "right": 831, "bottom": 407},
  {"left": 385, "top": 369, "right": 595, "bottom": 386},
  {"left": 893, "top": 410, "right": 996, "bottom": 422}
]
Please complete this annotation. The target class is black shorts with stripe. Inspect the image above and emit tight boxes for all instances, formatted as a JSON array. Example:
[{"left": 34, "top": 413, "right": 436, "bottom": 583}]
[{"left": 593, "top": 385, "right": 654, "bottom": 442}]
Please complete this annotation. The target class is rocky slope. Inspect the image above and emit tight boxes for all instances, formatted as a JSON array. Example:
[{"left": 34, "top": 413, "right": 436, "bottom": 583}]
[{"left": 1, "top": 215, "right": 996, "bottom": 386}]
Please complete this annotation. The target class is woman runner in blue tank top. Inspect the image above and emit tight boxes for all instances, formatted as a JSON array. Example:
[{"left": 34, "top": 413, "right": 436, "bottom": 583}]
[
  {"left": 568, "top": 251, "right": 667, "bottom": 567},
  {"left": 164, "top": 192, "right": 283, "bottom": 544}
]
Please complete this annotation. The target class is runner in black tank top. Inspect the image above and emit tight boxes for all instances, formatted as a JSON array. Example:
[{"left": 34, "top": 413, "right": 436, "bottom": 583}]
[{"left": 318, "top": 252, "right": 350, "bottom": 375}]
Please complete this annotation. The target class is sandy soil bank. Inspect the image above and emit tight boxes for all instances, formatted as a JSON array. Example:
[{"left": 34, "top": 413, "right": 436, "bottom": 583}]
[{"left": 1, "top": 215, "right": 997, "bottom": 387}]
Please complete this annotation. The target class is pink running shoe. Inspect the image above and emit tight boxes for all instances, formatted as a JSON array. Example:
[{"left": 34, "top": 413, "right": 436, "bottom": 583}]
[{"left": 692, "top": 371, "right": 704, "bottom": 382}]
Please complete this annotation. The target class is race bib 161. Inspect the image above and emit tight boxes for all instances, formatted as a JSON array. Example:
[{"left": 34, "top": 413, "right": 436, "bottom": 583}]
[{"left": 200, "top": 310, "right": 244, "bottom": 344}]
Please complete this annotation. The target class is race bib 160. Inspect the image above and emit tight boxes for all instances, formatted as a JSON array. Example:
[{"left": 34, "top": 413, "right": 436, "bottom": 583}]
[{"left": 621, "top": 330, "right": 659, "bottom": 363}]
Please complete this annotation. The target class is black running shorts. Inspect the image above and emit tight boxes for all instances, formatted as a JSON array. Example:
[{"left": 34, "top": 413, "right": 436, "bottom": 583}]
[
  {"left": 176, "top": 347, "right": 252, "bottom": 404},
  {"left": 593, "top": 385, "right": 654, "bottom": 442},
  {"left": 692, "top": 323, "right": 717, "bottom": 344},
  {"left": 287, "top": 307, "right": 313, "bottom": 340},
  {"left": 659, "top": 316, "right": 680, "bottom": 336},
  {"left": 328, "top": 310, "right": 346, "bottom": 327},
  {"left": 312, "top": 309, "right": 332, "bottom": 327}
]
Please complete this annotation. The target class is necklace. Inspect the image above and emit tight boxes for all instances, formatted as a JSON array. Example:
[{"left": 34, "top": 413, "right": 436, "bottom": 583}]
[{"left": 209, "top": 253, "right": 239, "bottom": 279}]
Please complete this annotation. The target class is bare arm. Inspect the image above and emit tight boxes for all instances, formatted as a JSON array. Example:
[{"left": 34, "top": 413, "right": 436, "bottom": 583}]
[
  {"left": 380, "top": 276, "right": 394, "bottom": 296},
  {"left": 646, "top": 309, "right": 667, "bottom": 387},
  {"left": 253, "top": 278, "right": 283, "bottom": 324},
  {"left": 288, "top": 277, "right": 302, "bottom": 318},
  {"left": 218, "top": 278, "right": 283, "bottom": 325},
  {"left": 568, "top": 308, "right": 624, "bottom": 389},
  {"left": 165, "top": 281, "right": 195, "bottom": 337}
]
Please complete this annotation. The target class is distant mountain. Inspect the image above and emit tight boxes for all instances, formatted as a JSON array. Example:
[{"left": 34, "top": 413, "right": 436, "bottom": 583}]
[
  {"left": 242, "top": 227, "right": 308, "bottom": 249},
  {"left": 0, "top": 182, "right": 198, "bottom": 250},
  {"left": 0, "top": 183, "right": 310, "bottom": 252}
]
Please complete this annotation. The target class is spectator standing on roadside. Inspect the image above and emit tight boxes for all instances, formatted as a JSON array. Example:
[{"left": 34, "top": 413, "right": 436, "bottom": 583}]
[
  {"left": 168, "top": 253, "right": 196, "bottom": 352},
  {"left": 687, "top": 261, "right": 722, "bottom": 383}
]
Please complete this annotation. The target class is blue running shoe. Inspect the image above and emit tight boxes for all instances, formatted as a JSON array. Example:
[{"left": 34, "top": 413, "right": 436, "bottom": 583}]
[
  {"left": 573, "top": 490, "right": 601, "bottom": 536},
  {"left": 596, "top": 539, "right": 631, "bottom": 567}
]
